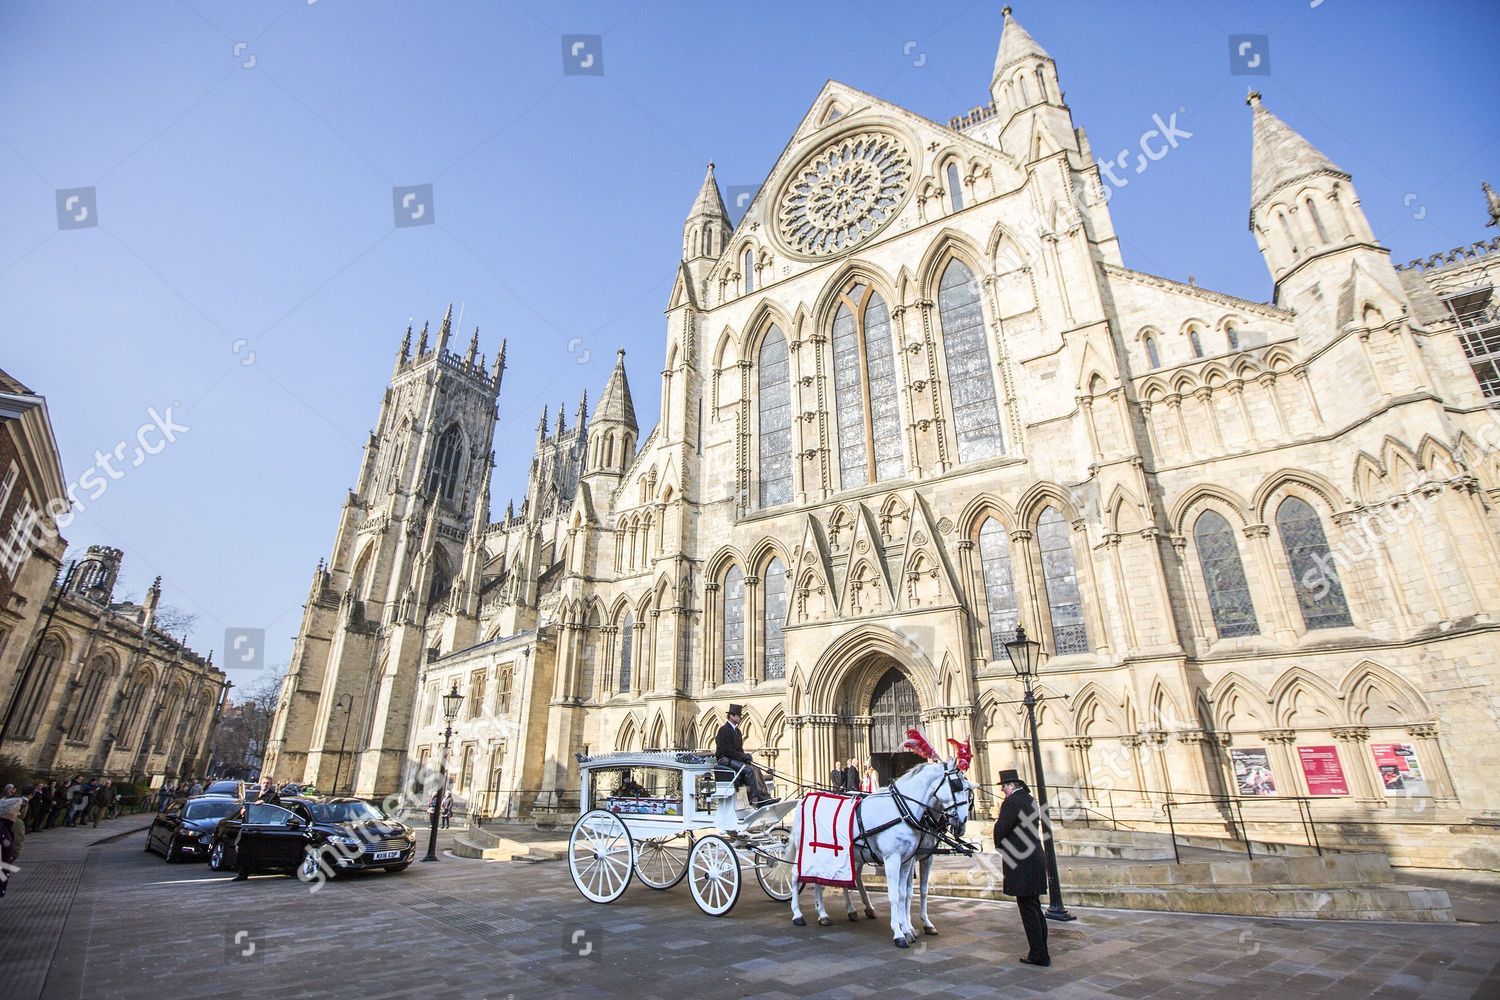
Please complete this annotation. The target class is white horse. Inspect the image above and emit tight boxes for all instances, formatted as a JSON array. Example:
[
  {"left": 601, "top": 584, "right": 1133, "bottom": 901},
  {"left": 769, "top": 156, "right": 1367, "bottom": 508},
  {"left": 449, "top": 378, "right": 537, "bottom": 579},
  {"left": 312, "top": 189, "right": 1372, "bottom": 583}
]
[{"left": 786, "top": 758, "right": 972, "bottom": 947}]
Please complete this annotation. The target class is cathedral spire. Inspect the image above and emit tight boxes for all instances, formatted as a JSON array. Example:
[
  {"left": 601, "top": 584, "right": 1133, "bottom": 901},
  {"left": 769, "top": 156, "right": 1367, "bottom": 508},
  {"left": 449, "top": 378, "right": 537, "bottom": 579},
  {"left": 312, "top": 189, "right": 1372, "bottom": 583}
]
[
  {"left": 993, "top": 6, "right": 1050, "bottom": 84},
  {"left": 465, "top": 326, "right": 480, "bottom": 368},
  {"left": 556, "top": 402, "right": 566, "bottom": 435},
  {"left": 537, "top": 404, "right": 549, "bottom": 443},
  {"left": 417, "top": 321, "right": 429, "bottom": 355},
  {"left": 1247, "top": 90, "right": 1346, "bottom": 210},
  {"left": 594, "top": 349, "right": 638, "bottom": 433},
  {"left": 683, "top": 163, "right": 730, "bottom": 263},
  {"left": 492, "top": 337, "right": 507, "bottom": 391},
  {"left": 436, "top": 303, "right": 454, "bottom": 353},
  {"left": 399, "top": 324, "right": 412, "bottom": 360},
  {"left": 575, "top": 388, "right": 588, "bottom": 429}
]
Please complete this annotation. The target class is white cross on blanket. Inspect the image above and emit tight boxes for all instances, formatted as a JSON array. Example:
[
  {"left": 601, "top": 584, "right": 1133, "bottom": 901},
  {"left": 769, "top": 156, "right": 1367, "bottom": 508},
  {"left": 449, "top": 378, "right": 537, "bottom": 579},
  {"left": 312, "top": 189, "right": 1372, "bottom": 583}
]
[{"left": 796, "top": 791, "right": 858, "bottom": 888}]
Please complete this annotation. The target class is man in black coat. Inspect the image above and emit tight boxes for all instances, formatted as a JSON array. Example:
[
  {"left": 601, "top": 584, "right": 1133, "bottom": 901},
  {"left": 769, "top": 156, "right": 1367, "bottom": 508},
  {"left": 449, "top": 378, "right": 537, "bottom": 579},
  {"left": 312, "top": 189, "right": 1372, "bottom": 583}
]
[
  {"left": 994, "top": 768, "right": 1050, "bottom": 966},
  {"left": 830, "top": 760, "right": 846, "bottom": 792},
  {"left": 844, "top": 760, "right": 863, "bottom": 794},
  {"left": 715, "top": 704, "right": 774, "bottom": 806}
]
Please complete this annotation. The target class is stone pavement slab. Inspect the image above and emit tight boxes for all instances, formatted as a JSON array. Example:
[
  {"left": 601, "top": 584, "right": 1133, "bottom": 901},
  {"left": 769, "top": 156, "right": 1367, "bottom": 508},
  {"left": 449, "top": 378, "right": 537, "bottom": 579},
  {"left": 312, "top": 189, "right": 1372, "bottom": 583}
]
[{"left": 0, "top": 826, "right": 1493, "bottom": 1000}]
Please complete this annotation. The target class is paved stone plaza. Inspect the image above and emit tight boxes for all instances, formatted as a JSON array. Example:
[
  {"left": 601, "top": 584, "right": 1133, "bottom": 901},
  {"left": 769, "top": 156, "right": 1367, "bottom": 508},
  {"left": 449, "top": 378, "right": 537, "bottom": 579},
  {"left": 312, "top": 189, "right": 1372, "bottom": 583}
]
[{"left": 0, "top": 817, "right": 1496, "bottom": 999}]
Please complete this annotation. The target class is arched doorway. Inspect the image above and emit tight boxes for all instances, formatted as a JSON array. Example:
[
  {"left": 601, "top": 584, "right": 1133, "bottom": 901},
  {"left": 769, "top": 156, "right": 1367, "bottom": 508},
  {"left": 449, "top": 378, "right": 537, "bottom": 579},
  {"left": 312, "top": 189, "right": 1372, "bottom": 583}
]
[{"left": 869, "top": 667, "right": 922, "bottom": 786}]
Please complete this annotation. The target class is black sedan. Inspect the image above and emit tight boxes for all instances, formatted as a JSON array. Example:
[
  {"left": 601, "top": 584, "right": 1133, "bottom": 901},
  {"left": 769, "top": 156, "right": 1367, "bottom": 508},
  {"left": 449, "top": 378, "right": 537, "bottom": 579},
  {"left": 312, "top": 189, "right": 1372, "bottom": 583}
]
[
  {"left": 207, "top": 797, "right": 416, "bottom": 879},
  {"left": 145, "top": 795, "right": 242, "bottom": 862}
]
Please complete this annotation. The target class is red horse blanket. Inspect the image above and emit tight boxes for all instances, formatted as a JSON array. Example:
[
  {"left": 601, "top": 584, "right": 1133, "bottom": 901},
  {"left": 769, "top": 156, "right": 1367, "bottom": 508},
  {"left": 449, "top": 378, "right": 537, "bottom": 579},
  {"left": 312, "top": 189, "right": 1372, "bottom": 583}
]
[{"left": 797, "top": 791, "right": 858, "bottom": 888}]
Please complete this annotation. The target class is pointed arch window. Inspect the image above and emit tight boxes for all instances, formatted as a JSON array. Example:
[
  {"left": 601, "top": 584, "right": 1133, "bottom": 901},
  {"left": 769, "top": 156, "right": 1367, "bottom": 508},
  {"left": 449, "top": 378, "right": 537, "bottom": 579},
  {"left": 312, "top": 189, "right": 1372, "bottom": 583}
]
[
  {"left": 1275, "top": 496, "right": 1352, "bottom": 629},
  {"left": 722, "top": 566, "right": 745, "bottom": 684},
  {"left": 757, "top": 327, "right": 793, "bottom": 507},
  {"left": 427, "top": 425, "right": 464, "bottom": 502},
  {"left": 1144, "top": 334, "right": 1161, "bottom": 369},
  {"left": 1037, "top": 506, "right": 1089, "bottom": 654},
  {"left": 832, "top": 283, "right": 904, "bottom": 490},
  {"left": 945, "top": 162, "right": 964, "bottom": 212},
  {"left": 69, "top": 655, "right": 114, "bottom": 741},
  {"left": 763, "top": 558, "right": 787, "bottom": 680},
  {"left": 937, "top": 259, "right": 1004, "bottom": 463},
  {"left": 618, "top": 612, "right": 634, "bottom": 692},
  {"left": 1306, "top": 197, "right": 1329, "bottom": 243},
  {"left": 1194, "top": 511, "right": 1258, "bottom": 637},
  {"left": 117, "top": 669, "right": 151, "bottom": 749},
  {"left": 13, "top": 636, "right": 63, "bottom": 739},
  {"left": 1189, "top": 328, "right": 1204, "bottom": 358},
  {"left": 1226, "top": 325, "right": 1240, "bottom": 351},
  {"left": 743, "top": 248, "right": 755, "bottom": 293},
  {"left": 978, "top": 519, "right": 1019, "bottom": 657}
]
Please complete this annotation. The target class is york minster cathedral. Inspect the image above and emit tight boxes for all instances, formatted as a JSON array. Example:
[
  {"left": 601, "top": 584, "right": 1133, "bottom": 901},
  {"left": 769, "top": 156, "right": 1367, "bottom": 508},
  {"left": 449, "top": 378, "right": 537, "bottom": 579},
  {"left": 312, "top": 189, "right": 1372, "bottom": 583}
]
[{"left": 265, "top": 10, "right": 1500, "bottom": 870}]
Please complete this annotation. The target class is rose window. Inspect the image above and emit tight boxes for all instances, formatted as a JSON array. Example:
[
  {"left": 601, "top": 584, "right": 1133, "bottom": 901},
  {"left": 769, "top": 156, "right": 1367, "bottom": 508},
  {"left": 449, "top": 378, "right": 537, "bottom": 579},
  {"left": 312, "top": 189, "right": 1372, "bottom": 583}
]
[{"left": 776, "top": 132, "right": 912, "bottom": 257}]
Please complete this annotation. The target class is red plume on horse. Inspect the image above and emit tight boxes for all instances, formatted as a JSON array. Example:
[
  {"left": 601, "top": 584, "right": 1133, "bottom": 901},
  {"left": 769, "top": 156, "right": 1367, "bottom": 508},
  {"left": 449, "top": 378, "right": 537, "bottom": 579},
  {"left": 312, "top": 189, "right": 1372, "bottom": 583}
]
[
  {"left": 901, "top": 728, "right": 940, "bottom": 762},
  {"left": 946, "top": 738, "right": 972, "bottom": 772}
]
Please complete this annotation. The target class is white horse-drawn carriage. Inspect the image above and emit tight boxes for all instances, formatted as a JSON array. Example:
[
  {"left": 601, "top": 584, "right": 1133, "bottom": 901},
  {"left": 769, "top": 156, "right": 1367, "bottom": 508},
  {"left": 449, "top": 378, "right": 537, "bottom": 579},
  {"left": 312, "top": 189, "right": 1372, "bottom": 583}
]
[
  {"left": 568, "top": 730, "right": 978, "bottom": 946},
  {"left": 567, "top": 750, "right": 798, "bottom": 915}
]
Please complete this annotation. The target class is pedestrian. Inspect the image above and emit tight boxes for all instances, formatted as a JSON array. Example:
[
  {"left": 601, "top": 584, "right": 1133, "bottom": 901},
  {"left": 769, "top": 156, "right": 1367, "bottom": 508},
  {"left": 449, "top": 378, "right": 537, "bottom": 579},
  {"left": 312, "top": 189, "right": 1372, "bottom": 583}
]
[
  {"left": 843, "top": 759, "right": 862, "bottom": 794},
  {"left": 155, "top": 782, "right": 171, "bottom": 813},
  {"left": 257, "top": 776, "right": 281, "bottom": 807},
  {"left": 830, "top": 759, "right": 845, "bottom": 792},
  {"left": 65, "top": 775, "right": 88, "bottom": 827},
  {"left": 28, "top": 785, "right": 46, "bottom": 830},
  {"left": 994, "top": 768, "right": 1050, "bottom": 967},
  {"left": 0, "top": 796, "right": 25, "bottom": 898},
  {"left": 440, "top": 791, "right": 454, "bottom": 829},
  {"left": 189, "top": 778, "right": 203, "bottom": 796},
  {"left": 46, "top": 782, "right": 65, "bottom": 829}
]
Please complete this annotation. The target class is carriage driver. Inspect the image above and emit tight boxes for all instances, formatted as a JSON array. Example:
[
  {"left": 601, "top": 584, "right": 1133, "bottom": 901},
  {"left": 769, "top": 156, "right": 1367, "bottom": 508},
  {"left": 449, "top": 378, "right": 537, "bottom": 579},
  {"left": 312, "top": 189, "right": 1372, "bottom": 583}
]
[{"left": 715, "top": 704, "right": 777, "bottom": 807}]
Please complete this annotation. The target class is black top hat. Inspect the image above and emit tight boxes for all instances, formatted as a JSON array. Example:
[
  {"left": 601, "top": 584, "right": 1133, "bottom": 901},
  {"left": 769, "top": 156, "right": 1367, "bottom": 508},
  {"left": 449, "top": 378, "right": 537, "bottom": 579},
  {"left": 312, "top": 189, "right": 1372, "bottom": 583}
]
[
  {"left": 727, "top": 703, "right": 744, "bottom": 717},
  {"left": 997, "top": 768, "right": 1023, "bottom": 785}
]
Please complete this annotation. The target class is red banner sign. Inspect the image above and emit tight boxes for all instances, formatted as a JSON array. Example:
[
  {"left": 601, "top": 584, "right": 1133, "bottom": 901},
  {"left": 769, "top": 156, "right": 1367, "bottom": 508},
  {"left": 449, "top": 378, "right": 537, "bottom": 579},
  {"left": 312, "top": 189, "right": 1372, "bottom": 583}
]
[{"left": 1297, "top": 745, "right": 1349, "bottom": 796}]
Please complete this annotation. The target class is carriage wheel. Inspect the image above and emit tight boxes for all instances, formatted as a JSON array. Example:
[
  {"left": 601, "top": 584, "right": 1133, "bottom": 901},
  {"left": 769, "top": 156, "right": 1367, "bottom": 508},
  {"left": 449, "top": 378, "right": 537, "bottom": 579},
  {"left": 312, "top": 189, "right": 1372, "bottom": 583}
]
[
  {"left": 687, "top": 835, "right": 741, "bottom": 916},
  {"left": 569, "top": 809, "right": 634, "bottom": 904},
  {"left": 754, "top": 826, "right": 795, "bottom": 902},
  {"left": 635, "top": 832, "right": 693, "bottom": 890}
]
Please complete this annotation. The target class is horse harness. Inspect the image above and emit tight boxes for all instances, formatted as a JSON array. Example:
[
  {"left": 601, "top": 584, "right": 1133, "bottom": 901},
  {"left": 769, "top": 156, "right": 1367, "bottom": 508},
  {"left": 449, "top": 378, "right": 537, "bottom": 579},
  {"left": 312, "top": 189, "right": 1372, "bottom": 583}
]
[{"left": 849, "top": 765, "right": 977, "bottom": 862}]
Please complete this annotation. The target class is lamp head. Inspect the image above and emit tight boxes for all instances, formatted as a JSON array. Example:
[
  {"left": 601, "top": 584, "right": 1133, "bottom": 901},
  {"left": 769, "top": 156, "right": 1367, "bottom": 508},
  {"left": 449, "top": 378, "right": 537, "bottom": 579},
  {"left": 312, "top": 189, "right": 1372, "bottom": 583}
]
[
  {"left": 441, "top": 682, "right": 464, "bottom": 722},
  {"left": 1004, "top": 624, "right": 1040, "bottom": 680}
]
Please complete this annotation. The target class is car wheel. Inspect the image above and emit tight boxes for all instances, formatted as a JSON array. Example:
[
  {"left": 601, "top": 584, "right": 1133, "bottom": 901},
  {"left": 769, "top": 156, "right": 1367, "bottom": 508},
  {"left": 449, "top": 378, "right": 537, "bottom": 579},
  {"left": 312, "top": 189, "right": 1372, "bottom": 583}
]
[
  {"left": 383, "top": 863, "right": 410, "bottom": 874},
  {"left": 209, "top": 842, "right": 227, "bottom": 872},
  {"left": 144, "top": 833, "right": 155, "bottom": 855},
  {"left": 165, "top": 839, "right": 180, "bottom": 863},
  {"left": 298, "top": 851, "right": 331, "bottom": 883}
]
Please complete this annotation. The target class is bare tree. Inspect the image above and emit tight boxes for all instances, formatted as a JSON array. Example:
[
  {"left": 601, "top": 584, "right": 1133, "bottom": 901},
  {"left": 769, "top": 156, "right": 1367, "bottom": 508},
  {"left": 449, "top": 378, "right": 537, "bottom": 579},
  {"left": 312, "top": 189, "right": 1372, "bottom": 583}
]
[
  {"left": 151, "top": 604, "right": 198, "bottom": 635},
  {"left": 208, "top": 666, "right": 285, "bottom": 777}
]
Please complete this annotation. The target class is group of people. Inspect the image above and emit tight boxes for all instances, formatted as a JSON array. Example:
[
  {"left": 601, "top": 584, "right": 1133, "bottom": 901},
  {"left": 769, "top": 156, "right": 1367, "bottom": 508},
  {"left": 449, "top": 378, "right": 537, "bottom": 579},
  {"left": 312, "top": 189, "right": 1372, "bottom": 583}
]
[
  {"left": 828, "top": 759, "right": 881, "bottom": 794},
  {"left": 4, "top": 776, "right": 119, "bottom": 833},
  {"left": 153, "top": 777, "right": 214, "bottom": 811}
]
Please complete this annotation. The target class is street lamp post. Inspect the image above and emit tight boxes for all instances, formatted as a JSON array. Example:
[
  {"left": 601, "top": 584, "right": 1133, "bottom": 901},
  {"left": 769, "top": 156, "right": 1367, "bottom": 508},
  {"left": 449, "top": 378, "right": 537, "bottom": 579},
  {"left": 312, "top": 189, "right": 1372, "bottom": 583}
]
[
  {"left": 1003, "top": 624, "right": 1075, "bottom": 922},
  {"left": 329, "top": 694, "right": 354, "bottom": 797},
  {"left": 421, "top": 682, "right": 464, "bottom": 863}
]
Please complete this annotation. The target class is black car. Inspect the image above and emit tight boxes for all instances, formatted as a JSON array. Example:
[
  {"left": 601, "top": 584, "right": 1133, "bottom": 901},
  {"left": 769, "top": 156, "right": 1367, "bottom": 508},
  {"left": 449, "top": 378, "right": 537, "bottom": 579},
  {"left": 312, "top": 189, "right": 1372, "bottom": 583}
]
[
  {"left": 203, "top": 780, "right": 246, "bottom": 799},
  {"left": 145, "top": 795, "right": 242, "bottom": 862},
  {"left": 207, "top": 797, "right": 416, "bottom": 879}
]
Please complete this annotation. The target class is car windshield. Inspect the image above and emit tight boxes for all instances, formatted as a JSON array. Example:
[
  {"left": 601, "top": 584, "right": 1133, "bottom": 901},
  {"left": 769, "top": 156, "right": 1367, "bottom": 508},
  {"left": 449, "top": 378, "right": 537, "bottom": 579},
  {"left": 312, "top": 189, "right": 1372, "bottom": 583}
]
[
  {"left": 206, "top": 782, "right": 239, "bottom": 793},
  {"left": 309, "top": 801, "right": 386, "bottom": 823},
  {"left": 184, "top": 800, "right": 239, "bottom": 821}
]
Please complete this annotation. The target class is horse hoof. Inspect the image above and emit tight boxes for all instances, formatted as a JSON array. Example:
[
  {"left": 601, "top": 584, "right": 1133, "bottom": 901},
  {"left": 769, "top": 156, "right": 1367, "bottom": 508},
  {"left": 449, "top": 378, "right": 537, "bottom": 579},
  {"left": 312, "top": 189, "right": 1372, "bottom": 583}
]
[
  {"left": 905, "top": 931, "right": 918, "bottom": 944},
  {"left": 924, "top": 926, "right": 939, "bottom": 936},
  {"left": 894, "top": 938, "right": 909, "bottom": 949},
  {"left": 793, "top": 916, "right": 806, "bottom": 927},
  {"left": 865, "top": 907, "right": 877, "bottom": 919},
  {"left": 848, "top": 912, "right": 859, "bottom": 922},
  {"left": 818, "top": 916, "right": 832, "bottom": 927}
]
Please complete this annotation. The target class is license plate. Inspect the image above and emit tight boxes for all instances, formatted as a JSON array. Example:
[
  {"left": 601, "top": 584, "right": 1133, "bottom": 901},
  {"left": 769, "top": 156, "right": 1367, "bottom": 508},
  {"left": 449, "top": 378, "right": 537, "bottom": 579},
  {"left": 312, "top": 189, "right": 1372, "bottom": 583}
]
[{"left": 372, "top": 850, "right": 400, "bottom": 861}]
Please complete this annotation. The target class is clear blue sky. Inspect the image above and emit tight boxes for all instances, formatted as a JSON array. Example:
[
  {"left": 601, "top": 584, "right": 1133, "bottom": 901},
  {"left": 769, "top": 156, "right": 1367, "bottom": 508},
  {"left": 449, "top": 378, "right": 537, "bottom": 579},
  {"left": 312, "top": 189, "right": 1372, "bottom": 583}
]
[{"left": 2, "top": 1, "right": 1494, "bottom": 695}]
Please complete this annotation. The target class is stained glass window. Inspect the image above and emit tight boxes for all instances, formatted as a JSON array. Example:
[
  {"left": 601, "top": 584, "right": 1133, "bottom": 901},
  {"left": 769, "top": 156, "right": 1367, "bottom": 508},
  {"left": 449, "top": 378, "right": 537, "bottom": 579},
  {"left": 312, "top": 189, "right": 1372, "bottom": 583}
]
[
  {"left": 1038, "top": 506, "right": 1089, "bottom": 654},
  {"left": 946, "top": 162, "right": 963, "bottom": 212},
  {"left": 978, "top": 519, "right": 1019, "bottom": 658},
  {"left": 833, "top": 284, "right": 905, "bottom": 490},
  {"left": 758, "top": 328, "right": 793, "bottom": 507},
  {"left": 1226, "top": 326, "right": 1240, "bottom": 351},
  {"left": 13, "top": 637, "right": 62, "bottom": 738},
  {"left": 723, "top": 566, "right": 745, "bottom": 684},
  {"left": 764, "top": 558, "right": 787, "bottom": 680},
  {"left": 1145, "top": 334, "right": 1161, "bottom": 369},
  {"left": 1194, "top": 511, "right": 1259, "bottom": 637},
  {"left": 743, "top": 248, "right": 755, "bottom": 293},
  {"left": 1276, "top": 497, "right": 1352, "bottom": 630},
  {"left": 938, "top": 260, "right": 1004, "bottom": 463},
  {"left": 1189, "top": 329, "right": 1204, "bottom": 358},
  {"left": 619, "top": 612, "right": 633, "bottom": 692}
]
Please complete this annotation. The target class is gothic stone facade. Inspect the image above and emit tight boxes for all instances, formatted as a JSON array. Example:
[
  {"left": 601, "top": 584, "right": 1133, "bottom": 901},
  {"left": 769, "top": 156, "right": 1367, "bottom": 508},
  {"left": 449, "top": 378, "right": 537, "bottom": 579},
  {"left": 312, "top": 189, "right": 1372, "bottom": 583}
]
[{"left": 265, "top": 13, "right": 1500, "bottom": 871}]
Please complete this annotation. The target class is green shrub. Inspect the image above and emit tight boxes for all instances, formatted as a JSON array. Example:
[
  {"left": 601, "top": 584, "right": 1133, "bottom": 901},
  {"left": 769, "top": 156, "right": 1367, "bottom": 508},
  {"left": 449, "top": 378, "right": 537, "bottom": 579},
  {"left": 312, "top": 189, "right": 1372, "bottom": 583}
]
[{"left": 0, "top": 754, "right": 35, "bottom": 791}]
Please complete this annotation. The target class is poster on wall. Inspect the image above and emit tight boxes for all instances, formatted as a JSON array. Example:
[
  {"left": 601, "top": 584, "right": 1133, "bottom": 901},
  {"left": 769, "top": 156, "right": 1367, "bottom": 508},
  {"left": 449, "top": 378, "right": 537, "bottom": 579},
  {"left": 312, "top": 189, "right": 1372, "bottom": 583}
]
[
  {"left": 1372, "top": 742, "right": 1429, "bottom": 796},
  {"left": 1297, "top": 744, "right": 1349, "bottom": 796},
  {"left": 1229, "top": 747, "right": 1277, "bottom": 796}
]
